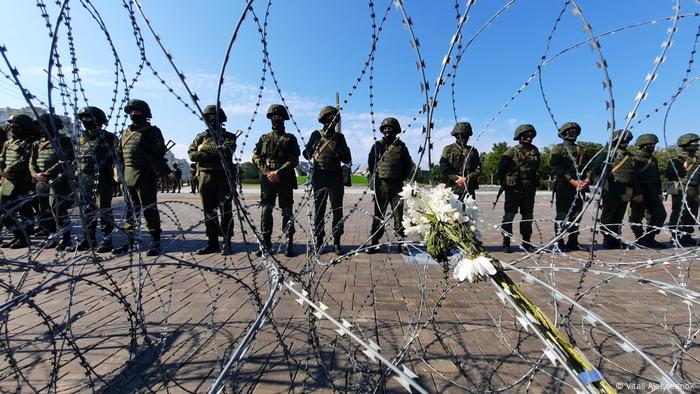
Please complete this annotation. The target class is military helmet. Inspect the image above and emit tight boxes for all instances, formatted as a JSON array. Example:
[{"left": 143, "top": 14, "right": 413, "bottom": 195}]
[
  {"left": 78, "top": 106, "right": 107, "bottom": 125},
  {"left": 612, "top": 129, "right": 633, "bottom": 143},
  {"left": 203, "top": 105, "right": 227, "bottom": 122},
  {"left": 266, "top": 104, "right": 289, "bottom": 120},
  {"left": 124, "top": 99, "right": 152, "bottom": 118},
  {"left": 318, "top": 106, "right": 338, "bottom": 123},
  {"left": 677, "top": 133, "right": 700, "bottom": 147},
  {"left": 451, "top": 122, "right": 473, "bottom": 137},
  {"left": 513, "top": 124, "right": 536, "bottom": 140},
  {"left": 7, "top": 114, "right": 34, "bottom": 130},
  {"left": 380, "top": 117, "right": 401, "bottom": 133},
  {"left": 558, "top": 122, "right": 581, "bottom": 136},
  {"left": 37, "top": 113, "right": 64, "bottom": 130},
  {"left": 634, "top": 133, "right": 659, "bottom": 146}
]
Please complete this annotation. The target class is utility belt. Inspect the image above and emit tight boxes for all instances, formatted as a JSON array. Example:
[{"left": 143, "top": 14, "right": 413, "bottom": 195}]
[
  {"left": 266, "top": 159, "right": 282, "bottom": 171},
  {"left": 505, "top": 172, "right": 536, "bottom": 188}
]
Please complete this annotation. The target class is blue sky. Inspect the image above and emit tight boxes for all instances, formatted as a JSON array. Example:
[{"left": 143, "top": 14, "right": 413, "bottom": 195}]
[{"left": 2, "top": 1, "right": 700, "bottom": 168}]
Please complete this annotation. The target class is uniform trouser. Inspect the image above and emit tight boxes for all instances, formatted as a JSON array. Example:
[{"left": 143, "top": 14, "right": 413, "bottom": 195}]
[
  {"left": 171, "top": 179, "right": 181, "bottom": 193},
  {"left": 600, "top": 190, "right": 629, "bottom": 240},
  {"left": 199, "top": 171, "right": 233, "bottom": 240},
  {"left": 80, "top": 173, "right": 114, "bottom": 240},
  {"left": 370, "top": 179, "right": 405, "bottom": 242},
  {"left": 0, "top": 192, "right": 34, "bottom": 241},
  {"left": 312, "top": 170, "right": 344, "bottom": 242},
  {"left": 36, "top": 180, "right": 73, "bottom": 237},
  {"left": 260, "top": 183, "right": 294, "bottom": 237},
  {"left": 501, "top": 186, "right": 535, "bottom": 244},
  {"left": 124, "top": 172, "right": 161, "bottom": 239},
  {"left": 555, "top": 182, "right": 585, "bottom": 240},
  {"left": 629, "top": 192, "right": 666, "bottom": 240},
  {"left": 191, "top": 178, "right": 198, "bottom": 194},
  {"left": 669, "top": 185, "right": 699, "bottom": 236}
]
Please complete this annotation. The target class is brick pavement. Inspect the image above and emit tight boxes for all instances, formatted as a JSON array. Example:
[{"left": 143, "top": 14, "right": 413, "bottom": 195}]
[{"left": 0, "top": 187, "right": 697, "bottom": 393}]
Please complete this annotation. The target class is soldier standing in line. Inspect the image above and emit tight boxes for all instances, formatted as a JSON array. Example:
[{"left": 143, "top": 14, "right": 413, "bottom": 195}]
[
  {"left": 190, "top": 163, "right": 198, "bottom": 194},
  {"left": 303, "top": 106, "right": 351, "bottom": 254},
  {"left": 189, "top": 105, "right": 237, "bottom": 255},
  {"left": 30, "top": 114, "right": 76, "bottom": 250},
  {"left": 550, "top": 122, "right": 591, "bottom": 251},
  {"left": 666, "top": 133, "right": 700, "bottom": 246},
  {"left": 496, "top": 124, "right": 540, "bottom": 253},
  {"left": 598, "top": 130, "right": 636, "bottom": 249},
  {"left": 366, "top": 117, "right": 413, "bottom": 254},
  {"left": 171, "top": 164, "right": 182, "bottom": 193},
  {"left": 439, "top": 122, "right": 481, "bottom": 200},
  {"left": 0, "top": 115, "right": 37, "bottom": 248},
  {"left": 112, "top": 99, "right": 167, "bottom": 256},
  {"left": 252, "top": 104, "right": 300, "bottom": 257},
  {"left": 75, "top": 106, "right": 118, "bottom": 252},
  {"left": 629, "top": 133, "right": 666, "bottom": 248}
]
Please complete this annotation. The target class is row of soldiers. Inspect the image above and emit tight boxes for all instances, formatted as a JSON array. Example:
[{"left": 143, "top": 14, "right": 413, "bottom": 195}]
[{"left": 1, "top": 100, "right": 698, "bottom": 256}]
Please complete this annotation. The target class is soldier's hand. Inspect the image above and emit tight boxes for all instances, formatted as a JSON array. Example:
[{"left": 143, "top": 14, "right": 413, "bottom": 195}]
[
  {"left": 632, "top": 195, "right": 643, "bottom": 203},
  {"left": 198, "top": 143, "right": 205, "bottom": 151},
  {"left": 0, "top": 171, "right": 7, "bottom": 179},
  {"left": 267, "top": 170, "right": 280, "bottom": 184},
  {"left": 568, "top": 179, "right": 580, "bottom": 188},
  {"left": 33, "top": 173, "right": 48, "bottom": 183},
  {"left": 455, "top": 176, "right": 467, "bottom": 188}
]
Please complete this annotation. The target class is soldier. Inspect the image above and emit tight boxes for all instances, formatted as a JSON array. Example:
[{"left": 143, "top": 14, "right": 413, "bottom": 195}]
[
  {"left": 190, "top": 163, "right": 198, "bottom": 194},
  {"left": 303, "top": 106, "right": 351, "bottom": 254},
  {"left": 75, "top": 106, "right": 118, "bottom": 252},
  {"left": 629, "top": 133, "right": 666, "bottom": 248},
  {"left": 30, "top": 114, "right": 76, "bottom": 250},
  {"left": 550, "top": 122, "right": 591, "bottom": 251},
  {"left": 598, "top": 130, "right": 636, "bottom": 249},
  {"left": 0, "top": 115, "right": 36, "bottom": 248},
  {"left": 439, "top": 122, "right": 481, "bottom": 200},
  {"left": 171, "top": 163, "right": 182, "bottom": 193},
  {"left": 189, "top": 105, "right": 237, "bottom": 255},
  {"left": 496, "top": 124, "right": 540, "bottom": 253},
  {"left": 366, "top": 117, "right": 413, "bottom": 254},
  {"left": 666, "top": 133, "right": 700, "bottom": 246},
  {"left": 112, "top": 99, "right": 167, "bottom": 256},
  {"left": 252, "top": 104, "right": 300, "bottom": 257}
]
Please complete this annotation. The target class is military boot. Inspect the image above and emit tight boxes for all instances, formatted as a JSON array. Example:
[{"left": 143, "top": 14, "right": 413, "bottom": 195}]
[
  {"left": 256, "top": 234, "right": 272, "bottom": 257},
  {"left": 566, "top": 235, "right": 586, "bottom": 251},
  {"left": 679, "top": 234, "right": 699, "bottom": 247},
  {"left": 285, "top": 235, "right": 295, "bottom": 257},
  {"left": 96, "top": 238, "right": 113, "bottom": 253},
  {"left": 197, "top": 236, "right": 220, "bottom": 255},
  {"left": 147, "top": 233, "right": 161, "bottom": 256},
  {"left": 56, "top": 233, "right": 72, "bottom": 251},
  {"left": 221, "top": 238, "right": 232, "bottom": 256},
  {"left": 333, "top": 237, "right": 342, "bottom": 255},
  {"left": 112, "top": 239, "right": 135, "bottom": 255},
  {"left": 639, "top": 235, "right": 666, "bottom": 249},
  {"left": 521, "top": 237, "right": 535, "bottom": 253},
  {"left": 365, "top": 238, "right": 379, "bottom": 254},
  {"left": 601, "top": 236, "right": 621, "bottom": 250},
  {"left": 315, "top": 236, "right": 325, "bottom": 254},
  {"left": 76, "top": 238, "right": 92, "bottom": 252}
]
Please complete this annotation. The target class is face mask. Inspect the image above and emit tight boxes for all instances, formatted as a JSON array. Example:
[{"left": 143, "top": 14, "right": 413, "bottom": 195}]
[
  {"left": 81, "top": 119, "right": 97, "bottom": 131},
  {"left": 130, "top": 114, "right": 147, "bottom": 124},
  {"left": 271, "top": 119, "right": 285, "bottom": 130}
]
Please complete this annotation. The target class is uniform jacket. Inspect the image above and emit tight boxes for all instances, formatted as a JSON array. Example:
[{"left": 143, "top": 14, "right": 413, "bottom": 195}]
[
  {"left": 496, "top": 143, "right": 540, "bottom": 191},
  {"left": 118, "top": 123, "right": 167, "bottom": 187},
  {"left": 252, "top": 130, "right": 300, "bottom": 189},
  {"left": 303, "top": 129, "right": 351, "bottom": 172},
  {"left": 439, "top": 142, "right": 481, "bottom": 191},
  {"left": 188, "top": 129, "right": 237, "bottom": 173},
  {"left": 367, "top": 138, "right": 412, "bottom": 182}
]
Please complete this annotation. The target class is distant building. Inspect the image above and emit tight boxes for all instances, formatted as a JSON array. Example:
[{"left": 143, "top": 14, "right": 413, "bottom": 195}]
[{"left": 0, "top": 106, "right": 74, "bottom": 135}]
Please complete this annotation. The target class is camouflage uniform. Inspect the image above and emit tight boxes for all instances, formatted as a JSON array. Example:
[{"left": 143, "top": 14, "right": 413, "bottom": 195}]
[
  {"left": 0, "top": 115, "right": 36, "bottom": 248},
  {"left": 303, "top": 106, "right": 351, "bottom": 253},
  {"left": 367, "top": 117, "right": 413, "bottom": 252},
  {"left": 31, "top": 114, "right": 76, "bottom": 249},
  {"left": 598, "top": 130, "right": 637, "bottom": 249},
  {"left": 189, "top": 105, "right": 237, "bottom": 255},
  {"left": 629, "top": 134, "right": 666, "bottom": 248},
  {"left": 666, "top": 133, "right": 700, "bottom": 246},
  {"left": 114, "top": 99, "right": 167, "bottom": 256},
  {"left": 76, "top": 106, "right": 118, "bottom": 252},
  {"left": 190, "top": 163, "right": 198, "bottom": 194},
  {"left": 440, "top": 122, "right": 481, "bottom": 199},
  {"left": 496, "top": 124, "right": 540, "bottom": 252},
  {"left": 550, "top": 122, "right": 591, "bottom": 251},
  {"left": 171, "top": 164, "right": 182, "bottom": 193},
  {"left": 252, "top": 104, "right": 300, "bottom": 256}
]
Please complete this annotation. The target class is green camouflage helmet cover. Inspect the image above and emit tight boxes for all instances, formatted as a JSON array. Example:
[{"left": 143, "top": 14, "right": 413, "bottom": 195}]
[
  {"left": 451, "top": 122, "right": 473, "bottom": 137},
  {"left": 558, "top": 122, "right": 581, "bottom": 136},
  {"left": 677, "top": 133, "right": 700, "bottom": 147},
  {"left": 612, "top": 129, "right": 633, "bottom": 143},
  {"left": 514, "top": 124, "right": 536, "bottom": 140},
  {"left": 7, "top": 114, "right": 34, "bottom": 130},
  {"left": 634, "top": 133, "right": 659, "bottom": 146},
  {"left": 37, "top": 113, "right": 64, "bottom": 130},
  {"left": 266, "top": 104, "right": 290, "bottom": 120},
  {"left": 380, "top": 117, "right": 401, "bottom": 133},
  {"left": 78, "top": 106, "right": 108, "bottom": 125},
  {"left": 203, "top": 105, "right": 227, "bottom": 122},
  {"left": 124, "top": 99, "right": 152, "bottom": 118},
  {"left": 318, "top": 106, "right": 338, "bottom": 123}
]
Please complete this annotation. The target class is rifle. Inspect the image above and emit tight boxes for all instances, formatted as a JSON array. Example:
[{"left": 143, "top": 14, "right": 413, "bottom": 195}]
[
  {"left": 550, "top": 188, "right": 555, "bottom": 207},
  {"left": 492, "top": 185, "right": 504, "bottom": 210}
]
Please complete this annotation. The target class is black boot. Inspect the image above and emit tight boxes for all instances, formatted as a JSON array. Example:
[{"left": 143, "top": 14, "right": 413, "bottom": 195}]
[
  {"left": 566, "top": 236, "right": 586, "bottom": 251},
  {"left": 112, "top": 240, "right": 134, "bottom": 255},
  {"left": 365, "top": 239, "right": 379, "bottom": 254},
  {"left": 256, "top": 234, "right": 272, "bottom": 257},
  {"left": 96, "top": 239, "right": 113, "bottom": 253},
  {"left": 147, "top": 233, "right": 161, "bottom": 256},
  {"left": 333, "top": 237, "right": 342, "bottom": 255},
  {"left": 285, "top": 235, "right": 295, "bottom": 257},
  {"left": 76, "top": 238, "right": 92, "bottom": 251},
  {"left": 197, "top": 236, "right": 220, "bottom": 255},
  {"left": 315, "top": 236, "right": 325, "bottom": 254},
  {"left": 221, "top": 238, "right": 232, "bottom": 256},
  {"left": 502, "top": 236, "right": 512, "bottom": 253},
  {"left": 521, "top": 238, "right": 535, "bottom": 253}
]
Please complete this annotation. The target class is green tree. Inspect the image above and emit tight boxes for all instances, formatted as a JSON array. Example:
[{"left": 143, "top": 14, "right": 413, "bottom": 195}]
[
  {"left": 479, "top": 142, "right": 509, "bottom": 185},
  {"left": 240, "top": 161, "right": 259, "bottom": 180}
]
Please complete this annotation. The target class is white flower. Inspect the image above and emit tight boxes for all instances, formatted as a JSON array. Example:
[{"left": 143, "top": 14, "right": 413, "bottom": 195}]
[
  {"left": 462, "top": 195, "right": 480, "bottom": 222},
  {"left": 452, "top": 255, "right": 497, "bottom": 283}
]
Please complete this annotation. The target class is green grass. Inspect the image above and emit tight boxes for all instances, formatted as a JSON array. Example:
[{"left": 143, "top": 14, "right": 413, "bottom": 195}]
[{"left": 296, "top": 175, "right": 368, "bottom": 186}]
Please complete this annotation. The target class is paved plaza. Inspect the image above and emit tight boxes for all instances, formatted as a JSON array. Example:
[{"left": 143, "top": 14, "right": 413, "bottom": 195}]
[{"left": 0, "top": 187, "right": 697, "bottom": 393}]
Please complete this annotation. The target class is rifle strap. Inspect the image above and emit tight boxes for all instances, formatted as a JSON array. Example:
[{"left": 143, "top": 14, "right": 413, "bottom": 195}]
[
  {"left": 312, "top": 136, "right": 334, "bottom": 161},
  {"left": 611, "top": 155, "right": 629, "bottom": 174}
]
